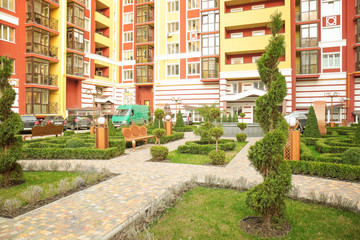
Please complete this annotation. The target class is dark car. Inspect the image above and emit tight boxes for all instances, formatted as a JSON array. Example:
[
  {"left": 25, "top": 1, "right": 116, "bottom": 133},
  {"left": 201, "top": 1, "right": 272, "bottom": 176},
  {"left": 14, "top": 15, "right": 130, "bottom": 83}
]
[
  {"left": 285, "top": 111, "right": 308, "bottom": 133},
  {"left": 20, "top": 115, "right": 39, "bottom": 132},
  {"left": 42, "top": 116, "right": 66, "bottom": 129},
  {"left": 65, "top": 116, "right": 91, "bottom": 130}
]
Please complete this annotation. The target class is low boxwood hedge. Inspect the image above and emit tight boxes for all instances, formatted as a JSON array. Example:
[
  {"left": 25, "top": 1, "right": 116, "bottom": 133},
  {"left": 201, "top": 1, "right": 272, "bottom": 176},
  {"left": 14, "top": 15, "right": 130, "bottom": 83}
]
[
  {"left": 173, "top": 126, "right": 195, "bottom": 132},
  {"left": 301, "top": 137, "right": 320, "bottom": 146},
  {"left": 288, "top": 160, "right": 360, "bottom": 182},
  {"left": 148, "top": 132, "right": 184, "bottom": 144},
  {"left": 178, "top": 140, "right": 236, "bottom": 155},
  {"left": 326, "top": 127, "right": 355, "bottom": 135},
  {"left": 315, "top": 153, "right": 342, "bottom": 164},
  {"left": 315, "top": 138, "right": 349, "bottom": 154},
  {"left": 300, "top": 142, "right": 315, "bottom": 161}
]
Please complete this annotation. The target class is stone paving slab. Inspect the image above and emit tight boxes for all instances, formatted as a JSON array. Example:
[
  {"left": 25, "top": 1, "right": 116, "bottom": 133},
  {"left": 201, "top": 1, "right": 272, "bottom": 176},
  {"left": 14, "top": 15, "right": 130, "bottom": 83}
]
[{"left": 1, "top": 133, "right": 359, "bottom": 239}]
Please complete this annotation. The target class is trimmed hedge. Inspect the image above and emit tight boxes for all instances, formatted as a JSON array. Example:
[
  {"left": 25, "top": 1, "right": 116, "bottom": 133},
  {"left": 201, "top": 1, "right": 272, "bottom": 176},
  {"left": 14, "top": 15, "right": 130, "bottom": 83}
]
[
  {"left": 315, "top": 138, "right": 349, "bottom": 154},
  {"left": 288, "top": 160, "right": 360, "bottom": 182},
  {"left": 300, "top": 142, "right": 315, "bottom": 161},
  {"left": 326, "top": 127, "right": 355, "bottom": 136},
  {"left": 173, "top": 126, "right": 195, "bottom": 132},
  {"left": 150, "top": 146, "right": 169, "bottom": 161},
  {"left": 148, "top": 132, "right": 184, "bottom": 144},
  {"left": 315, "top": 153, "right": 342, "bottom": 164},
  {"left": 300, "top": 137, "right": 318, "bottom": 146},
  {"left": 178, "top": 140, "right": 236, "bottom": 155}
]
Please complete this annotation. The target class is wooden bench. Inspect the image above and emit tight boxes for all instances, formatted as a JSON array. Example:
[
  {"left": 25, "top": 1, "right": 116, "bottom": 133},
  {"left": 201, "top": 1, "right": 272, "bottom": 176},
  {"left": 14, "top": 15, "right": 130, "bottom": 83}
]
[
  {"left": 23, "top": 123, "right": 63, "bottom": 140},
  {"left": 121, "top": 123, "right": 157, "bottom": 151}
]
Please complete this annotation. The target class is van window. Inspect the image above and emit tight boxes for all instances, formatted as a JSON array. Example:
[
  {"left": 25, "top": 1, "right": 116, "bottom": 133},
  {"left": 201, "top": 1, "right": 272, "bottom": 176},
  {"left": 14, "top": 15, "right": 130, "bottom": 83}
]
[
  {"left": 131, "top": 110, "right": 134, "bottom": 116},
  {"left": 115, "top": 109, "right": 130, "bottom": 116}
]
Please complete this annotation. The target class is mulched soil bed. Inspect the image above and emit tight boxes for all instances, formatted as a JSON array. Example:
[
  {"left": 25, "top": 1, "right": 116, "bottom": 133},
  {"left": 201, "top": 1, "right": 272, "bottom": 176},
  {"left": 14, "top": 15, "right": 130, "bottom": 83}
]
[
  {"left": 0, "top": 174, "right": 118, "bottom": 219},
  {"left": 239, "top": 216, "right": 291, "bottom": 238}
]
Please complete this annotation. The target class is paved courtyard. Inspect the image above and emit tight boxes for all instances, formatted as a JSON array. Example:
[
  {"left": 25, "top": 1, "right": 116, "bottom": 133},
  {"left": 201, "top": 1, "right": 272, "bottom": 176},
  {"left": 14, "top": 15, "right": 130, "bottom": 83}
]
[{"left": 1, "top": 132, "right": 360, "bottom": 239}]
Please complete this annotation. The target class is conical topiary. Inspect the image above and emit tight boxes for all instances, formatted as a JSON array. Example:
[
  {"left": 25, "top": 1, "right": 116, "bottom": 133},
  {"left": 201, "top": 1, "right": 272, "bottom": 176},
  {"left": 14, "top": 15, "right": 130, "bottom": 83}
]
[
  {"left": 175, "top": 110, "right": 185, "bottom": 128},
  {"left": 303, "top": 106, "right": 321, "bottom": 138}
]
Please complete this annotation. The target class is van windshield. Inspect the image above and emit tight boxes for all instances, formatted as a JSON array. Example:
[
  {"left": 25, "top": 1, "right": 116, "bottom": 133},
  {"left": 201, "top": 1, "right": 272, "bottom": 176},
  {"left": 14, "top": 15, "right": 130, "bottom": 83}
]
[{"left": 115, "top": 109, "right": 130, "bottom": 116}]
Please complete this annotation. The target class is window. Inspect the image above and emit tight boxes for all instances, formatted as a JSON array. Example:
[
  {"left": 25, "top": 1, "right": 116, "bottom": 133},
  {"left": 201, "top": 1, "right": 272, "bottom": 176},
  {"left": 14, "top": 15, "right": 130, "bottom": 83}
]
[
  {"left": 300, "top": 0, "right": 317, "bottom": 22},
  {"left": 67, "top": 3, "right": 85, "bottom": 28},
  {"left": 188, "top": 41, "right": 200, "bottom": 52},
  {"left": 231, "top": 57, "right": 243, "bottom": 64},
  {"left": 124, "top": 0, "right": 133, "bottom": 5},
  {"left": 136, "top": 45, "right": 153, "bottom": 63},
  {"left": 323, "top": 53, "right": 340, "bottom": 69},
  {"left": 67, "top": 27, "right": 84, "bottom": 52},
  {"left": 84, "top": 0, "right": 90, "bottom": 9},
  {"left": 26, "top": 88, "right": 49, "bottom": 114},
  {"left": 357, "top": 19, "right": 360, "bottom": 43},
  {"left": 254, "top": 81, "right": 265, "bottom": 90},
  {"left": 26, "top": 0, "right": 50, "bottom": 28},
  {"left": 167, "top": 0, "right": 179, "bottom": 12},
  {"left": 300, "top": 50, "right": 318, "bottom": 74},
  {"left": 10, "top": 59, "right": 15, "bottom": 74},
  {"left": 0, "top": 0, "right": 14, "bottom": 11},
  {"left": 123, "top": 32, "right": 133, "bottom": 42},
  {"left": 137, "top": 5, "right": 153, "bottom": 23},
  {"left": 300, "top": 23, "right": 318, "bottom": 47},
  {"left": 202, "top": 57, "right": 219, "bottom": 78},
  {"left": 233, "top": 106, "right": 242, "bottom": 116},
  {"left": 26, "top": 57, "right": 49, "bottom": 85},
  {"left": 252, "top": 30, "right": 265, "bottom": 36},
  {"left": 123, "top": 50, "right": 133, "bottom": 61},
  {"left": 188, "top": 19, "right": 199, "bottom": 31},
  {"left": 124, "top": 13, "right": 133, "bottom": 24},
  {"left": 188, "top": 62, "right": 200, "bottom": 75},
  {"left": 230, "top": 7, "right": 243, "bottom": 12},
  {"left": 66, "top": 53, "right": 84, "bottom": 76},
  {"left": 252, "top": 56, "right": 261, "bottom": 63},
  {"left": 252, "top": 5, "right": 264, "bottom": 10},
  {"left": 202, "top": 0, "right": 218, "bottom": 9},
  {"left": 356, "top": 47, "right": 360, "bottom": 71},
  {"left": 26, "top": 27, "right": 50, "bottom": 56},
  {"left": 188, "top": 0, "right": 199, "bottom": 9},
  {"left": 0, "top": 24, "right": 15, "bottom": 42},
  {"left": 84, "top": 40, "right": 89, "bottom": 52},
  {"left": 202, "top": 33, "right": 219, "bottom": 56},
  {"left": 201, "top": 11, "right": 219, "bottom": 32},
  {"left": 167, "top": 43, "right": 179, "bottom": 54},
  {"left": 322, "top": 0, "right": 340, "bottom": 16},
  {"left": 231, "top": 32, "right": 243, "bottom": 38},
  {"left": 85, "top": 18, "right": 90, "bottom": 31},
  {"left": 84, "top": 62, "right": 89, "bottom": 75},
  {"left": 136, "top": 65, "right": 153, "bottom": 83},
  {"left": 136, "top": 25, "right": 153, "bottom": 43},
  {"left": 168, "top": 22, "right": 179, "bottom": 34},
  {"left": 123, "top": 70, "right": 133, "bottom": 80},
  {"left": 167, "top": 64, "right": 179, "bottom": 76},
  {"left": 232, "top": 83, "right": 241, "bottom": 94}
]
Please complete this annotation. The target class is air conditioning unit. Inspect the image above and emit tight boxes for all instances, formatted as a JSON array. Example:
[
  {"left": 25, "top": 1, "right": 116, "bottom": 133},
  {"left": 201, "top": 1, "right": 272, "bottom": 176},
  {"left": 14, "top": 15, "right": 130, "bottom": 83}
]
[{"left": 167, "top": 34, "right": 172, "bottom": 38}]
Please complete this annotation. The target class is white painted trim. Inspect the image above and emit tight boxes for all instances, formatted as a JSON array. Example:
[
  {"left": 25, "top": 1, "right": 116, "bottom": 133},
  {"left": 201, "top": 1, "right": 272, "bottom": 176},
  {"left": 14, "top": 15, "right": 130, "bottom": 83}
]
[
  {"left": 220, "top": 69, "right": 292, "bottom": 79},
  {"left": 319, "top": 39, "right": 346, "bottom": 47},
  {"left": 155, "top": 52, "right": 201, "bottom": 61},
  {"left": 85, "top": 53, "right": 135, "bottom": 66},
  {"left": 0, "top": 11, "right": 18, "bottom": 25},
  {"left": 318, "top": 72, "right": 346, "bottom": 79}
]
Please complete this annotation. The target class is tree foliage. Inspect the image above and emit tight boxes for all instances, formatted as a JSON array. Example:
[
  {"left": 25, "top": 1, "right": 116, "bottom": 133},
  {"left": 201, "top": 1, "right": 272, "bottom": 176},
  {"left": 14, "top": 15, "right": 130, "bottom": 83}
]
[
  {"left": 0, "top": 56, "right": 23, "bottom": 186},
  {"left": 153, "top": 128, "right": 166, "bottom": 145},
  {"left": 355, "top": 123, "right": 360, "bottom": 145},
  {"left": 303, "top": 106, "right": 321, "bottom": 138},
  {"left": 175, "top": 110, "right": 185, "bottom": 128},
  {"left": 154, "top": 108, "right": 166, "bottom": 128},
  {"left": 193, "top": 105, "right": 219, "bottom": 142},
  {"left": 246, "top": 13, "right": 292, "bottom": 228},
  {"left": 210, "top": 127, "right": 224, "bottom": 151}
]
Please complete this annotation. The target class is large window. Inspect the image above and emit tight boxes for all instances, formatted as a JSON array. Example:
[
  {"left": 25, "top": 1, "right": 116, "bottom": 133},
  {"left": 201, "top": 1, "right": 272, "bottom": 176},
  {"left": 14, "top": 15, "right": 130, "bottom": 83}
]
[
  {"left": 136, "top": 65, "right": 153, "bottom": 83},
  {"left": 167, "top": 43, "right": 179, "bottom": 54},
  {"left": 299, "top": 0, "right": 317, "bottom": 22},
  {"left": 26, "top": 57, "right": 49, "bottom": 85},
  {"left": 202, "top": 0, "right": 218, "bottom": 9},
  {"left": 137, "top": 5, "right": 153, "bottom": 23},
  {"left": 167, "top": 64, "right": 179, "bottom": 76},
  {"left": 136, "top": 45, "right": 153, "bottom": 63},
  {"left": 124, "top": 13, "right": 133, "bottom": 24},
  {"left": 26, "top": 88, "right": 49, "bottom": 114},
  {"left": 66, "top": 53, "right": 84, "bottom": 76},
  {"left": 26, "top": 0, "right": 50, "bottom": 28},
  {"left": 0, "top": 0, "right": 14, "bottom": 11},
  {"left": 136, "top": 25, "right": 153, "bottom": 43},
  {"left": 123, "top": 70, "right": 133, "bottom": 80},
  {"left": 188, "top": 41, "right": 200, "bottom": 52},
  {"left": 26, "top": 26, "right": 49, "bottom": 56},
  {"left": 300, "top": 50, "right": 318, "bottom": 74},
  {"left": 188, "top": 19, "right": 199, "bottom": 31},
  {"left": 202, "top": 57, "right": 219, "bottom": 79},
  {"left": 323, "top": 53, "right": 340, "bottom": 69},
  {"left": 202, "top": 33, "right": 219, "bottom": 56},
  {"left": 124, "top": 32, "right": 133, "bottom": 42},
  {"left": 322, "top": 0, "right": 340, "bottom": 16},
  {"left": 123, "top": 50, "right": 133, "bottom": 61},
  {"left": 124, "top": 0, "right": 133, "bottom": 5},
  {"left": 168, "top": 22, "right": 179, "bottom": 34},
  {"left": 0, "top": 24, "right": 15, "bottom": 42},
  {"left": 356, "top": 19, "right": 360, "bottom": 43},
  {"left": 202, "top": 11, "right": 219, "bottom": 32},
  {"left": 167, "top": 0, "right": 179, "bottom": 12},
  {"left": 300, "top": 23, "right": 318, "bottom": 47},
  {"left": 67, "top": 27, "right": 84, "bottom": 52},
  {"left": 188, "top": 0, "right": 199, "bottom": 9},
  {"left": 67, "top": 3, "right": 84, "bottom": 28},
  {"left": 188, "top": 62, "right": 200, "bottom": 75}
]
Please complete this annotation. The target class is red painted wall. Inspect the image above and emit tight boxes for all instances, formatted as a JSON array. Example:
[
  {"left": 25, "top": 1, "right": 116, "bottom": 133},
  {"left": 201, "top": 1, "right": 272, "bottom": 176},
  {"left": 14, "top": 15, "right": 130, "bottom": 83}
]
[
  {"left": 136, "top": 86, "right": 153, "bottom": 111},
  {"left": 66, "top": 79, "right": 81, "bottom": 108}
]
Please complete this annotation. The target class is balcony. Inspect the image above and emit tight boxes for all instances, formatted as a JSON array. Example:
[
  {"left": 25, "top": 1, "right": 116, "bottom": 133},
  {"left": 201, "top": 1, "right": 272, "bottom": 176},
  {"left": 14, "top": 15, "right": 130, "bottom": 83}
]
[
  {"left": 137, "top": 0, "right": 154, "bottom": 3},
  {"left": 136, "top": 5, "right": 153, "bottom": 23},
  {"left": 296, "top": 37, "right": 318, "bottom": 48},
  {"left": 296, "top": 64, "right": 318, "bottom": 75},
  {"left": 67, "top": 27, "right": 85, "bottom": 52},
  {"left": 67, "top": 2, "right": 85, "bottom": 29},
  {"left": 296, "top": 11, "right": 318, "bottom": 23},
  {"left": 95, "top": 32, "right": 111, "bottom": 47},
  {"left": 66, "top": 53, "right": 84, "bottom": 77},
  {"left": 136, "top": 65, "right": 153, "bottom": 83},
  {"left": 26, "top": 43, "right": 58, "bottom": 59},
  {"left": 222, "top": 35, "right": 271, "bottom": 55},
  {"left": 136, "top": 28, "right": 153, "bottom": 43},
  {"left": 136, "top": 75, "right": 153, "bottom": 83},
  {"left": 95, "top": 11, "right": 111, "bottom": 27}
]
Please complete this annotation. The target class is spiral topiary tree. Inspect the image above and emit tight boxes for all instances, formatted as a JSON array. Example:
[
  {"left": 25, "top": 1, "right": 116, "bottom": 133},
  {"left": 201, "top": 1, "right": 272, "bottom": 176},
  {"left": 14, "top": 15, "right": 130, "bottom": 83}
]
[
  {"left": 175, "top": 110, "right": 185, "bottom": 128},
  {"left": 154, "top": 108, "right": 166, "bottom": 128},
  {"left": 303, "top": 106, "right": 321, "bottom": 138},
  {"left": 0, "top": 56, "right": 24, "bottom": 186},
  {"left": 246, "top": 13, "right": 292, "bottom": 229}
]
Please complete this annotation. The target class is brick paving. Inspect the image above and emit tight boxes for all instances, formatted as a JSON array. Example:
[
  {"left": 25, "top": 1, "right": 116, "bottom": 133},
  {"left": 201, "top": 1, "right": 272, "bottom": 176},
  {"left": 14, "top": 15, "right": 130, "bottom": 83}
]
[{"left": 1, "top": 132, "right": 360, "bottom": 239}]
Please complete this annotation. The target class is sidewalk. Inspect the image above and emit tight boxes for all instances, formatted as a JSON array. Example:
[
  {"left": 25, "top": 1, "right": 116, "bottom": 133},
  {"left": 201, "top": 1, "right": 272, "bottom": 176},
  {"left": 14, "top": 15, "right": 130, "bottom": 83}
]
[{"left": 1, "top": 133, "right": 359, "bottom": 239}]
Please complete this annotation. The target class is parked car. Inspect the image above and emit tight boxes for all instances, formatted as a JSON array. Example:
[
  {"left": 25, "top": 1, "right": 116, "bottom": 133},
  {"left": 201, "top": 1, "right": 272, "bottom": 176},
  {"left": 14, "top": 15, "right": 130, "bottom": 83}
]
[
  {"left": 65, "top": 116, "right": 91, "bottom": 130},
  {"left": 41, "top": 116, "right": 66, "bottom": 130},
  {"left": 183, "top": 113, "right": 193, "bottom": 125},
  {"left": 20, "top": 115, "right": 39, "bottom": 132},
  {"left": 285, "top": 111, "right": 308, "bottom": 133},
  {"left": 112, "top": 105, "right": 149, "bottom": 127}
]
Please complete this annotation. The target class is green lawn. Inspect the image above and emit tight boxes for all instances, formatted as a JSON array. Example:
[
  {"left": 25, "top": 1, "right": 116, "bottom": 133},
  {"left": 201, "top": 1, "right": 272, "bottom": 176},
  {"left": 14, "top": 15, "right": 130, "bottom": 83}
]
[
  {"left": 168, "top": 141, "right": 247, "bottom": 165},
  {"left": 146, "top": 187, "right": 360, "bottom": 240},
  {"left": 0, "top": 171, "right": 79, "bottom": 204}
]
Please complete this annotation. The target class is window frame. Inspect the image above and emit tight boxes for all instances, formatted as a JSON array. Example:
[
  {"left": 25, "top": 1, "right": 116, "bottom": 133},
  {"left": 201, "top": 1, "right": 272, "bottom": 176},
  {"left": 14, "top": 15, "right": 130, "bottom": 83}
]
[
  {"left": 167, "top": 64, "right": 180, "bottom": 76},
  {"left": 322, "top": 53, "right": 340, "bottom": 69},
  {"left": 188, "top": 0, "right": 199, "bottom": 9},
  {"left": 123, "top": 12, "right": 134, "bottom": 24},
  {"left": 187, "top": 62, "right": 200, "bottom": 75},
  {"left": 201, "top": 57, "right": 219, "bottom": 79},
  {"left": 201, "top": 33, "right": 219, "bottom": 56},
  {"left": 167, "top": 43, "right": 180, "bottom": 54},
  {"left": 123, "top": 31, "right": 133, "bottom": 42},
  {"left": 167, "top": 21, "right": 179, "bottom": 34},
  {"left": 201, "top": 10, "right": 219, "bottom": 33},
  {"left": 0, "top": 24, "right": 15, "bottom": 43},
  {"left": 26, "top": 87, "right": 49, "bottom": 114},
  {"left": 123, "top": 70, "right": 133, "bottom": 81},
  {"left": 167, "top": 0, "right": 179, "bottom": 13},
  {"left": 231, "top": 57, "right": 243, "bottom": 64},
  {"left": 188, "top": 40, "right": 200, "bottom": 53}
]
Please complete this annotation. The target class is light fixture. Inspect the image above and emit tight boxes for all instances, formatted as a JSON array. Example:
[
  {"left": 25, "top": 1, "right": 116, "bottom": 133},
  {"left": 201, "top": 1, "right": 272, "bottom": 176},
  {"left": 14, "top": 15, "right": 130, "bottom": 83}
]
[
  {"left": 97, "top": 116, "right": 106, "bottom": 126},
  {"left": 165, "top": 115, "right": 171, "bottom": 121},
  {"left": 285, "top": 116, "right": 297, "bottom": 128}
]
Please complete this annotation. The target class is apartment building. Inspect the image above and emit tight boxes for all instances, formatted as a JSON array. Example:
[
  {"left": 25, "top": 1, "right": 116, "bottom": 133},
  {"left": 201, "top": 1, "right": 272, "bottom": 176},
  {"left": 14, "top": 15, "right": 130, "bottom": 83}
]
[{"left": 1, "top": 0, "right": 359, "bottom": 124}]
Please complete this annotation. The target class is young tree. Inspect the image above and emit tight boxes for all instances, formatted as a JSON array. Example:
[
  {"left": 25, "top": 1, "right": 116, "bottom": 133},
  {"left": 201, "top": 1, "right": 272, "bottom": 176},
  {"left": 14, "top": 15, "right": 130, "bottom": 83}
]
[
  {"left": 209, "top": 107, "right": 221, "bottom": 127},
  {"left": 194, "top": 105, "right": 218, "bottom": 142},
  {"left": 232, "top": 113, "right": 238, "bottom": 122},
  {"left": 175, "top": 110, "right": 185, "bottom": 128},
  {"left": 154, "top": 108, "right": 166, "bottom": 128},
  {"left": 303, "top": 106, "right": 321, "bottom": 138},
  {"left": 210, "top": 127, "right": 223, "bottom": 151},
  {"left": 246, "top": 13, "right": 292, "bottom": 228},
  {"left": 222, "top": 113, "right": 227, "bottom": 123},
  {"left": 0, "top": 56, "right": 24, "bottom": 186},
  {"left": 227, "top": 113, "right": 232, "bottom": 122}
]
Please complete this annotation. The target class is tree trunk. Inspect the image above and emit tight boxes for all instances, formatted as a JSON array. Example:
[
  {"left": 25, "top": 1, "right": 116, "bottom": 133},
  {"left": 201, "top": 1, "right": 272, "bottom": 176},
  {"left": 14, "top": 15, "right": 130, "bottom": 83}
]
[
  {"left": 216, "top": 139, "right": 218, "bottom": 151},
  {"left": 263, "top": 214, "right": 271, "bottom": 229},
  {"left": 158, "top": 120, "right": 160, "bottom": 129},
  {"left": 2, "top": 171, "right": 10, "bottom": 186}
]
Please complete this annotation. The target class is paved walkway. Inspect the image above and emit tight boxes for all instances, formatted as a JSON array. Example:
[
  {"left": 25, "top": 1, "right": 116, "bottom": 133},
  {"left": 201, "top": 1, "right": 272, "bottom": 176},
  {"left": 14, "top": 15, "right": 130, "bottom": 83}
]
[{"left": 1, "top": 133, "right": 360, "bottom": 239}]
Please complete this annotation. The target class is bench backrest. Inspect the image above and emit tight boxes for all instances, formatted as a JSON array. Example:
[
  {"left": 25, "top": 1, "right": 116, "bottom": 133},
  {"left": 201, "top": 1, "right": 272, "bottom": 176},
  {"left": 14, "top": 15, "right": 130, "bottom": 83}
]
[
  {"left": 122, "top": 123, "right": 148, "bottom": 139},
  {"left": 32, "top": 123, "right": 63, "bottom": 137}
]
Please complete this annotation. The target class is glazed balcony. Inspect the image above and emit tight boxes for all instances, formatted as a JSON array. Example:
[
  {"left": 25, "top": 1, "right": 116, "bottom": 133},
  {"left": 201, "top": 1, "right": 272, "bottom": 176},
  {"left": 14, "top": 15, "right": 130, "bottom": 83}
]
[
  {"left": 67, "top": 2, "right": 85, "bottom": 29},
  {"left": 136, "top": 5, "right": 153, "bottom": 23}
]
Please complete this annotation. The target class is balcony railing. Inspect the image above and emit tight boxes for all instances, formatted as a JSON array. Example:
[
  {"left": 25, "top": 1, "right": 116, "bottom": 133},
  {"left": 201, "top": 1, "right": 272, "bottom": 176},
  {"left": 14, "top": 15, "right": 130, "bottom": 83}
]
[
  {"left": 296, "top": 37, "right": 318, "bottom": 48},
  {"left": 136, "top": 75, "right": 153, "bottom": 83},
  {"left": 96, "top": 30, "right": 109, "bottom": 38},
  {"left": 137, "top": 0, "right": 153, "bottom": 3},
  {"left": 95, "top": 72, "right": 109, "bottom": 78},
  {"left": 295, "top": 11, "right": 318, "bottom": 22},
  {"left": 95, "top": 51, "right": 109, "bottom": 58},
  {"left": 50, "top": 18, "right": 58, "bottom": 31},
  {"left": 50, "top": 74, "right": 58, "bottom": 86},
  {"left": 26, "top": 44, "right": 58, "bottom": 59},
  {"left": 68, "top": 41, "right": 84, "bottom": 52},
  {"left": 136, "top": 56, "right": 154, "bottom": 63},
  {"left": 136, "top": 33, "right": 153, "bottom": 43},
  {"left": 67, "top": 66, "right": 84, "bottom": 77},
  {"left": 296, "top": 64, "right": 318, "bottom": 75},
  {"left": 96, "top": 9, "right": 109, "bottom": 18}
]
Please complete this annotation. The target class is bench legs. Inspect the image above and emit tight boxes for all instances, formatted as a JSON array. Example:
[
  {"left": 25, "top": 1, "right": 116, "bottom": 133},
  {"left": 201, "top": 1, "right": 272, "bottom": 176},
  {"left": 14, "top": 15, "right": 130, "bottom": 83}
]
[{"left": 132, "top": 140, "right": 136, "bottom": 152}]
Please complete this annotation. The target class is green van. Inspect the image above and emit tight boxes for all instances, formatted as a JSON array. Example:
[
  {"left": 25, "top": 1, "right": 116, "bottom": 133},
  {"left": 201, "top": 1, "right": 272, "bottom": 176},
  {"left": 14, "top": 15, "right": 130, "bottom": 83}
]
[{"left": 112, "top": 105, "right": 149, "bottom": 127}]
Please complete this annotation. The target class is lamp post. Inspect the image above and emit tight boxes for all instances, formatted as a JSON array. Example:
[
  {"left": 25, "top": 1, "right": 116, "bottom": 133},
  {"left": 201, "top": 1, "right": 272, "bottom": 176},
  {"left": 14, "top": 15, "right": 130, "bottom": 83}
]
[
  {"left": 340, "top": 97, "right": 351, "bottom": 126},
  {"left": 171, "top": 97, "right": 182, "bottom": 122},
  {"left": 86, "top": 88, "right": 102, "bottom": 134},
  {"left": 324, "top": 92, "right": 339, "bottom": 127}
]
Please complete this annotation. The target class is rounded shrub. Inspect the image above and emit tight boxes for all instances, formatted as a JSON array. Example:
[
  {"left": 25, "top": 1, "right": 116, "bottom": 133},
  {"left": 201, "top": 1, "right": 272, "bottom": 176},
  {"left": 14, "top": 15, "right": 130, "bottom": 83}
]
[
  {"left": 341, "top": 148, "right": 360, "bottom": 165},
  {"left": 209, "top": 150, "right": 225, "bottom": 165},
  {"left": 153, "top": 128, "right": 166, "bottom": 145},
  {"left": 150, "top": 146, "right": 169, "bottom": 161},
  {"left": 237, "top": 122, "right": 247, "bottom": 131},
  {"left": 236, "top": 133, "right": 247, "bottom": 142},
  {"left": 65, "top": 138, "right": 85, "bottom": 148}
]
